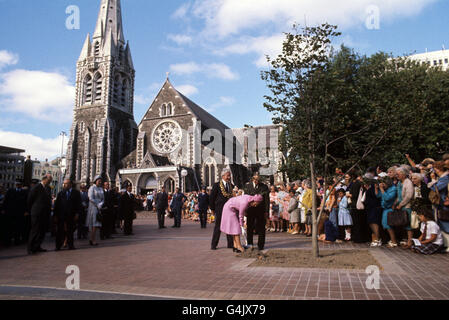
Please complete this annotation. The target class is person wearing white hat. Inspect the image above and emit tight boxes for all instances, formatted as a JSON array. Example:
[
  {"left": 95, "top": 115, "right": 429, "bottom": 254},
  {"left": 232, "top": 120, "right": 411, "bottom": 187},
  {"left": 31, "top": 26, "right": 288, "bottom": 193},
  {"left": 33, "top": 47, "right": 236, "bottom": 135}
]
[{"left": 87, "top": 175, "right": 104, "bottom": 246}]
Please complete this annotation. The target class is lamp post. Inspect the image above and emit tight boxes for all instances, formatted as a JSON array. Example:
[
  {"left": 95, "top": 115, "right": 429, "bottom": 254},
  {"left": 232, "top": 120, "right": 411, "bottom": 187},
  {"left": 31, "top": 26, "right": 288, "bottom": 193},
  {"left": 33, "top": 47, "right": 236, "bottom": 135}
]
[
  {"left": 181, "top": 169, "right": 188, "bottom": 193},
  {"left": 59, "top": 131, "right": 67, "bottom": 193}
]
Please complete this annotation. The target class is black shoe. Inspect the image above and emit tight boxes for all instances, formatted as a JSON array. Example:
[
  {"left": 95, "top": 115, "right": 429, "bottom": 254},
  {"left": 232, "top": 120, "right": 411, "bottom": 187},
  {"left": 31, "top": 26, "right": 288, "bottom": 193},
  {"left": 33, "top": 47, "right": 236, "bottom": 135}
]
[
  {"left": 258, "top": 247, "right": 264, "bottom": 251},
  {"left": 55, "top": 248, "right": 61, "bottom": 252},
  {"left": 172, "top": 226, "right": 177, "bottom": 228},
  {"left": 211, "top": 247, "right": 217, "bottom": 250},
  {"left": 68, "top": 247, "right": 76, "bottom": 251},
  {"left": 37, "top": 248, "right": 47, "bottom": 252},
  {"left": 233, "top": 248, "right": 243, "bottom": 253},
  {"left": 27, "top": 249, "right": 36, "bottom": 255}
]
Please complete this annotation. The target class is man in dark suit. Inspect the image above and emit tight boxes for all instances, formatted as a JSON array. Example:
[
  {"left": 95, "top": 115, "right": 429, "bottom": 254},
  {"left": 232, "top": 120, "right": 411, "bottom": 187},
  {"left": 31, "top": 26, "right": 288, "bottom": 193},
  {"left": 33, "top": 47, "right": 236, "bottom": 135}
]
[
  {"left": 53, "top": 179, "right": 81, "bottom": 250},
  {"left": 243, "top": 173, "right": 270, "bottom": 251},
  {"left": 119, "top": 185, "right": 136, "bottom": 235},
  {"left": 27, "top": 174, "right": 53, "bottom": 254},
  {"left": 210, "top": 169, "right": 234, "bottom": 250},
  {"left": 198, "top": 187, "right": 210, "bottom": 229},
  {"left": 101, "top": 181, "right": 115, "bottom": 239},
  {"left": 155, "top": 186, "right": 169, "bottom": 229},
  {"left": 170, "top": 187, "right": 187, "bottom": 228},
  {"left": 78, "top": 184, "right": 89, "bottom": 239},
  {"left": 3, "top": 179, "right": 29, "bottom": 245}
]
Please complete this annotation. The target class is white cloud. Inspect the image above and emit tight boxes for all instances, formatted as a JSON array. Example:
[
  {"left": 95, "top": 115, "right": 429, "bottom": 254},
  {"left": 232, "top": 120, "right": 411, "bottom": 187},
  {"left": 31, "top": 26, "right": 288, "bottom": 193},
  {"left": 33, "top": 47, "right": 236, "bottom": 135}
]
[
  {"left": 169, "top": 62, "right": 239, "bottom": 80},
  {"left": 170, "top": 62, "right": 202, "bottom": 75},
  {"left": 207, "top": 96, "right": 235, "bottom": 112},
  {"left": 134, "top": 94, "right": 152, "bottom": 105},
  {"left": 0, "top": 50, "right": 19, "bottom": 70},
  {"left": 172, "top": 2, "right": 192, "bottom": 20},
  {"left": 176, "top": 84, "right": 199, "bottom": 96},
  {"left": 0, "top": 130, "right": 67, "bottom": 161},
  {"left": 0, "top": 69, "right": 75, "bottom": 123},
  {"left": 218, "top": 34, "right": 285, "bottom": 67},
  {"left": 192, "top": 0, "right": 437, "bottom": 38},
  {"left": 168, "top": 34, "right": 193, "bottom": 45}
]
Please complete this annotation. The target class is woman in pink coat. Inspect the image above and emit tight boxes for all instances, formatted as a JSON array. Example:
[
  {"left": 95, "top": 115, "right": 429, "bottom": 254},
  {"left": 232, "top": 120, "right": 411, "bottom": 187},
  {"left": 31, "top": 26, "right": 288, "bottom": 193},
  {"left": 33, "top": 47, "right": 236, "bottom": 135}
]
[{"left": 220, "top": 194, "right": 264, "bottom": 253}]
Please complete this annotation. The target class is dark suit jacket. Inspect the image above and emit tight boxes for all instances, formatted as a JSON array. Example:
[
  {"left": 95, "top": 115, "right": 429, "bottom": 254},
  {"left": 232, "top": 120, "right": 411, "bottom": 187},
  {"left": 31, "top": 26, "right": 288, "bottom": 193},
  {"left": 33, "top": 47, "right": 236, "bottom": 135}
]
[
  {"left": 54, "top": 189, "right": 82, "bottom": 223},
  {"left": 155, "top": 192, "right": 169, "bottom": 210},
  {"left": 103, "top": 189, "right": 116, "bottom": 214},
  {"left": 209, "top": 181, "right": 234, "bottom": 214},
  {"left": 27, "top": 183, "right": 52, "bottom": 217},
  {"left": 198, "top": 193, "right": 209, "bottom": 211},
  {"left": 119, "top": 192, "right": 136, "bottom": 219},
  {"left": 243, "top": 182, "right": 270, "bottom": 213},
  {"left": 4, "top": 188, "right": 28, "bottom": 217},
  {"left": 170, "top": 193, "right": 187, "bottom": 211}
]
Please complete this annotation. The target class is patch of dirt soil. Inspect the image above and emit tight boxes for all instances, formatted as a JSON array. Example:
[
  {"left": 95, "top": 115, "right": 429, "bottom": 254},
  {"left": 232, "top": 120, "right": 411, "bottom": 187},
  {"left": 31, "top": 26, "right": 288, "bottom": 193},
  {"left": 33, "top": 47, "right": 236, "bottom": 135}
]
[{"left": 238, "top": 249, "right": 382, "bottom": 270}]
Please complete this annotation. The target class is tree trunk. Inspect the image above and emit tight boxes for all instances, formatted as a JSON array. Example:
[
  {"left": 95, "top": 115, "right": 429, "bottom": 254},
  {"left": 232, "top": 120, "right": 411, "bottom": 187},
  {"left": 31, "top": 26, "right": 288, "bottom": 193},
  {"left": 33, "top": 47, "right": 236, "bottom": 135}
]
[{"left": 310, "top": 159, "right": 319, "bottom": 258}]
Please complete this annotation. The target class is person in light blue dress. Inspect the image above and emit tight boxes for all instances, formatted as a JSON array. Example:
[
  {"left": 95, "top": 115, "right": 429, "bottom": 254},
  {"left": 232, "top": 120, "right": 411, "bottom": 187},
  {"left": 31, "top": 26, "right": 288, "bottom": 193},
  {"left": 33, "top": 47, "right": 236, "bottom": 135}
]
[
  {"left": 375, "top": 177, "right": 398, "bottom": 247},
  {"left": 337, "top": 189, "right": 353, "bottom": 241},
  {"left": 87, "top": 176, "right": 104, "bottom": 246}
]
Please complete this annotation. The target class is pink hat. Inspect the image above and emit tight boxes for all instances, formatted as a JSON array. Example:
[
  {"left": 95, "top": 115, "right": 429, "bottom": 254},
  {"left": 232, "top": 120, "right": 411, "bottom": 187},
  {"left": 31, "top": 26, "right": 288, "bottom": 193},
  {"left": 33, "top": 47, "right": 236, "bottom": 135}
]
[{"left": 251, "top": 194, "right": 263, "bottom": 203}]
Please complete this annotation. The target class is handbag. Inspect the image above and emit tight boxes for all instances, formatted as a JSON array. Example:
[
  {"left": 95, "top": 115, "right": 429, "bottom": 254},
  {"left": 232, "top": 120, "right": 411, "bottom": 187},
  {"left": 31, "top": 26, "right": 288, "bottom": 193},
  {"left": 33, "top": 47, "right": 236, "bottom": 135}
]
[
  {"left": 387, "top": 209, "right": 409, "bottom": 227},
  {"left": 438, "top": 208, "right": 449, "bottom": 222},
  {"left": 410, "top": 211, "right": 420, "bottom": 229},
  {"left": 356, "top": 188, "right": 365, "bottom": 210},
  {"left": 429, "top": 186, "right": 440, "bottom": 205},
  {"left": 97, "top": 209, "right": 104, "bottom": 223}
]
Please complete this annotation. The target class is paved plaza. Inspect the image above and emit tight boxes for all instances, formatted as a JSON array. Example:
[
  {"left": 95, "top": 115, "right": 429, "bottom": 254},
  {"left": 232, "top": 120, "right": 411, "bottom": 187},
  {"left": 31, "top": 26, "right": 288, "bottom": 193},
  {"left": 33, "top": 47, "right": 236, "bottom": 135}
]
[{"left": 0, "top": 213, "right": 449, "bottom": 300}]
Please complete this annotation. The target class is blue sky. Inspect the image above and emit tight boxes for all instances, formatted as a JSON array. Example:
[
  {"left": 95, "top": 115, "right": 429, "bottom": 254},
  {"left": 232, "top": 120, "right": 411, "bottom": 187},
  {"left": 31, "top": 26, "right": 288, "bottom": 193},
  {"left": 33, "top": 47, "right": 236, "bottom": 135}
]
[{"left": 0, "top": 0, "right": 448, "bottom": 160}]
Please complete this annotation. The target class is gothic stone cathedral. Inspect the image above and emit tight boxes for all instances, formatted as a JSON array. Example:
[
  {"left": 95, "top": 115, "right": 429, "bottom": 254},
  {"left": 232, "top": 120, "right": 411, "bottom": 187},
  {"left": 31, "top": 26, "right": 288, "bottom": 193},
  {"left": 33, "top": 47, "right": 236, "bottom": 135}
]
[{"left": 66, "top": 0, "right": 281, "bottom": 194}]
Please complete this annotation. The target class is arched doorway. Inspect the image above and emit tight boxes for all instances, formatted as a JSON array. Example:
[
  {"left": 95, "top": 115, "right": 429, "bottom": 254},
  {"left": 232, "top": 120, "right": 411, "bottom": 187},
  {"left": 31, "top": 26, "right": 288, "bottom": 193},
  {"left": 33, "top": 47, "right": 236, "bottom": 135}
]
[
  {"left": 138, "top": 174, "right": 158, "bottom": 195},
  {"left": 164, "top": 177, "right": 175, "bottom": 193}
]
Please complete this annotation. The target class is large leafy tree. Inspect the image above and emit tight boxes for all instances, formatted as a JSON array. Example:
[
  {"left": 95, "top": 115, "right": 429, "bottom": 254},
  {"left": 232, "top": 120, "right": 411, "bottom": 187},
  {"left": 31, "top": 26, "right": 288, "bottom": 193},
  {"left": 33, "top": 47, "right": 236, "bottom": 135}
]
[{"left": 260, "top": 23, "right": 449, "bottom": 257}]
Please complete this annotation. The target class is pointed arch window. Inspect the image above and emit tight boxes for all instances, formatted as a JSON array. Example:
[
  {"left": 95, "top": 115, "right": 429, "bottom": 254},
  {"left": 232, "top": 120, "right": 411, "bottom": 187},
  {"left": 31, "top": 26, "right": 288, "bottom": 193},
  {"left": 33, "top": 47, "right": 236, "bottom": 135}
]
[
  {"left": 210, "top": 165, "right": 216, "bottom": 185},
  {"left": 118, "top": 45, "right": 123, "bottom": 62},
  {"left": 167, "top": 103, "right": 173, "bottom": 115},
  {"left": 84, "top": 74, "right": 93, "bottom": 104},
  {"left": 161, "top": 104, "right": 167, "bottom": 116},
  {"left": 121, "top": 78, "right": 128, "bottom": 108},
  {"left": 94, "top": 42, "right": 100, "bottom": 56},
  {"left": 94, "top": 72, "right": 102, "bottom": 102},
  {"left": 204, "top": 165, "right": 210, "bottom": 187},
  {"left": 113, "top": 74, "right": 121, "bottom": 105}
]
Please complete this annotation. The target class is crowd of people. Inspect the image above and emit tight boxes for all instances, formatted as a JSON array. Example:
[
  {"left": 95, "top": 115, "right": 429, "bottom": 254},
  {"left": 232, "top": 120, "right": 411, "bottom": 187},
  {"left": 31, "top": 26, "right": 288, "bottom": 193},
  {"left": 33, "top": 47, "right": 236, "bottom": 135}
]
[
  {"left": 1, "top": 152, "right": 448, "bottom": 257},
  {"left": 265, "top": 153, "right": 449, "bottom": 255},
  {"left": 0, "top": 174, "right": 140, "bottom": 254}
]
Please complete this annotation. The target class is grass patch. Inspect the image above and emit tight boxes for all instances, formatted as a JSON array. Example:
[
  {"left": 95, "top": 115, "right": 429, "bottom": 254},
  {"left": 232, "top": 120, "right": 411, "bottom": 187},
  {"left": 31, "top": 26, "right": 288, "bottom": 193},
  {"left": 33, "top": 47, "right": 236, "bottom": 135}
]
[{"left": 239, "top": 249, "right": 382, "bottom": 270}]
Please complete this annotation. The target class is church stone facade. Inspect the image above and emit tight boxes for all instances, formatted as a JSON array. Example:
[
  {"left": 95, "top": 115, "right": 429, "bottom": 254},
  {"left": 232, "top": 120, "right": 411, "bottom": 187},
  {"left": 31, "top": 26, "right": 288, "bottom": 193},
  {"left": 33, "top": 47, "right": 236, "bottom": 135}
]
[
  {"left": 66, "top": 0, "right": 283, "bottom": 193},
  {"left": 66, "top": 0, "right": 137, "bottom": 186}
]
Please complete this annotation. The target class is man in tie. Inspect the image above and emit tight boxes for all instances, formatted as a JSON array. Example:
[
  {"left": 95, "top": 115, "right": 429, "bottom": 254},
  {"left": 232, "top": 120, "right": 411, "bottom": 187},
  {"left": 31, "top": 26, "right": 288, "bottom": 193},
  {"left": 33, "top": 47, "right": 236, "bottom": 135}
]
[
  {"left": 198, "top": 187, "right": 210, "bottom": 229},
  {"left": 78, "top": 184, "right": 89, "bottom": 240},
  {"left": 210, "top": 169, "right": 235, "bottom": 250},
  {"left": 155, "top": 186, "right": 169, "bottom": 229},
  {"left": 170, "top": 187, "right": 187, "bottom": 228},
  {"left": 119, "top": 184, "right": 137, "bottom": 236},
  {"left": 27, "top": 174, "right": 53, "bottom": 254},
  {"left": 243, "top": 173, "right": 270, "bottom": 251},
  {"left": 101, "top": 181, "right": 115, "bottom": 240},
  {"left": 53, "top": 179, "right": 81, "bottom": 251}
]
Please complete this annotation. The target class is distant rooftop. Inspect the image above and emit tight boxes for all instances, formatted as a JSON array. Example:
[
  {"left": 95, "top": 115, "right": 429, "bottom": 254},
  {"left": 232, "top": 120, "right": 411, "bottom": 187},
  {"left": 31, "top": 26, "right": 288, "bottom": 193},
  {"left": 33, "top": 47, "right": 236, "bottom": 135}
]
[{"left": 0, "top": 145, "right": 25, "bottom": 154}]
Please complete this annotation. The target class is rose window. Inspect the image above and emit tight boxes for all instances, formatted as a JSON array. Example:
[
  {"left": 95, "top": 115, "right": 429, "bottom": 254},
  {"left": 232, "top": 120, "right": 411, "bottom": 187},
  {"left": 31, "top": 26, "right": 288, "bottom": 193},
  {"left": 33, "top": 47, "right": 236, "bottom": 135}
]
[{"left": 152, "top": 121, "right": 182, "bottom": 154}]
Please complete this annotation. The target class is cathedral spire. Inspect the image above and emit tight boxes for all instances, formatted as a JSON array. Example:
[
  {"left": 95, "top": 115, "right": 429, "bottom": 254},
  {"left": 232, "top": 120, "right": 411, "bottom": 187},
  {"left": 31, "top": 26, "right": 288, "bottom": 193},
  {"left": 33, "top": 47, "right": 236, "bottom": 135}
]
[{"left": 92, "top": 0, "right": 125, "bottom": 46}]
